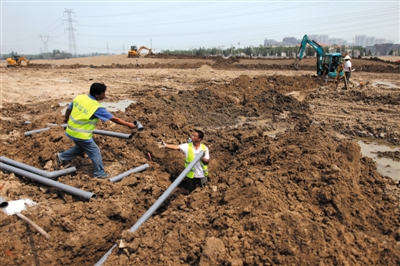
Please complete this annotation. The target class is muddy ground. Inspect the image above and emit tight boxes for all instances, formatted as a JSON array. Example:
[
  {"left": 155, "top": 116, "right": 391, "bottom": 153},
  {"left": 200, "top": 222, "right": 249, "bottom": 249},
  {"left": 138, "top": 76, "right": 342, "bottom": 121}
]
[{"left": 0, "top": 54, "right": 399, "bottom": 266}]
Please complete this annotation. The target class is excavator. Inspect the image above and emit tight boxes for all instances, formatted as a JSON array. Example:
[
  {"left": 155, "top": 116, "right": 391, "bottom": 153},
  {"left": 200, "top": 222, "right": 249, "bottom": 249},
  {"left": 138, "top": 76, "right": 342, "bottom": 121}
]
[
  {"left": 293, "top": 35, "right": 343, "bottom": 78},
  {"left": 128, "top": 45, "right": 153, "bottom": 58},
  {"left": 6, "top": 54, "right": 30, "bottom": 67}
]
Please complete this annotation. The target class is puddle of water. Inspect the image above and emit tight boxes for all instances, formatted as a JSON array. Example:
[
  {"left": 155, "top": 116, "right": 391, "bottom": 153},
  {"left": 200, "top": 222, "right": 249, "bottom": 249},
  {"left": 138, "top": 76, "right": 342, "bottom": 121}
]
[
  {"left": 102, "top": 100, "right": 135, "bottom": 112},
  {"left": 60, "top": 99, "right": 135, "bottom": 113},
  {"left": 356, "top": 140, "right": 400, "bottom": 181},
  {"left": 372, "top": 82, "right": 400, "bottom": 89}
]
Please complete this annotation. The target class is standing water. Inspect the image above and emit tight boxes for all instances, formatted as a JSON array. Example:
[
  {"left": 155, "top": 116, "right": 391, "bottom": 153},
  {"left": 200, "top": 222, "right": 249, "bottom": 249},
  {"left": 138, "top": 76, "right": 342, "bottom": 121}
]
[
  {"left": 60, "top": 99, "right": 135, "bottom": 113},
  {"left": 357, "top": 140, "right": 400, "bottom": 181}
]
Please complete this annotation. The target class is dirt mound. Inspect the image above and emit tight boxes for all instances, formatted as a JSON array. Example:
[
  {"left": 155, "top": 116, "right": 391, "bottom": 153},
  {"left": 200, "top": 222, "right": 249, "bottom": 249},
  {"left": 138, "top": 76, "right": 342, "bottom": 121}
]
[
  {"left": 107, "top": 124, "right": 400, "bottom": 266},
  {"left": 147, "top": 53, "right": 209, "bottom": 60},
  {"left": 24, "top": 55, "right": 400, "bottom": 73}
]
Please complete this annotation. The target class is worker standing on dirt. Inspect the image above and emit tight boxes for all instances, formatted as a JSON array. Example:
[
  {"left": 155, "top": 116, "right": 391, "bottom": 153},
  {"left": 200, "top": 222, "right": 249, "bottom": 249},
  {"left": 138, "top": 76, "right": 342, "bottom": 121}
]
[
  {"left": 55, "top": 82, "right": 136, "bottom": 178},
  {"left": 343, "top": 55, "right": 352, "bottom": 89},
  {"left": 322, "top": 63, "right": 329, "bottom": 86},
  {"left": 163, "top": 130, "right": 209, "bottom": 192}
]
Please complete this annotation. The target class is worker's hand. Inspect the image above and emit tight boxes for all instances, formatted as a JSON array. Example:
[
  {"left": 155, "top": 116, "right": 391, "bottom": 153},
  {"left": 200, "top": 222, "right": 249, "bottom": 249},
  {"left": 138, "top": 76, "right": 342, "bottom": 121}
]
[{"left": 162, "top": 141, "right": 167, "bottom": 148}]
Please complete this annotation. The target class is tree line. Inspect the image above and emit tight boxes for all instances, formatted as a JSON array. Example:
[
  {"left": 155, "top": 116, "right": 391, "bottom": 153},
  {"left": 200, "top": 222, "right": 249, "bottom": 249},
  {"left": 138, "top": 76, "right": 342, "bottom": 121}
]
[{"left": 1, "top": 45, "right": 369, "bottom": 60}]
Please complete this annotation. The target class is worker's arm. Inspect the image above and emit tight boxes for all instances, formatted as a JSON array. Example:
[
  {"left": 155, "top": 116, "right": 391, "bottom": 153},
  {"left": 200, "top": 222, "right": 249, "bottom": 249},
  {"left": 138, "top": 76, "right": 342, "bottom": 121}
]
[
  {"left": 63, "top": 107, "right": 72, "bottom": 123},
  {"left": 110, "top": 116, "right": 135, "bottom": 129},
  {"left": 201, "top": 147, "right": 210, "bottom": 164},
  {"left": 162, "top": 141, "right": 180, "bottom": 150}
]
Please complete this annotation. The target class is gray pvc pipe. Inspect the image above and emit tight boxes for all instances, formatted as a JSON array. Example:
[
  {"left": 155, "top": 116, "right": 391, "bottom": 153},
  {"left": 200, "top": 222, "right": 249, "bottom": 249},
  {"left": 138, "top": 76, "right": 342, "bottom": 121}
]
[
  {"left": 24, "top": 127, "right": 50, "bottom": 137},
  {"left": 109, "top": 164, "right": 149, "bottom": 183},
  {"left": 95, "top": 150, "right": 205, "bottom": 266},
  {"left": 92, "top": 129, "right": 132, "bottom": 139},
  {"left": 0, "top": 196, "right": 8, "bottom": 208},
  {"left": 0, "top": 156, "right": 76, "bottom": 179},
  {"left": 0, "top": 163, "right": 96, "bottom": 201},
  {"left": 61, "top": 124, "right": 132, "bottom": 139}
]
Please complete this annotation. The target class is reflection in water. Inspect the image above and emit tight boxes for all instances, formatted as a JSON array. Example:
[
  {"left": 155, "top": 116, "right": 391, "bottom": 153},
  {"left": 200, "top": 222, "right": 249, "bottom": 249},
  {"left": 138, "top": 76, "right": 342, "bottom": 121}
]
[
  {"left": 60, "top": 99, "right": 135, "bottom": 113},
  {"left": 356, "top": 140, "right": 400, "bottom": 181}
]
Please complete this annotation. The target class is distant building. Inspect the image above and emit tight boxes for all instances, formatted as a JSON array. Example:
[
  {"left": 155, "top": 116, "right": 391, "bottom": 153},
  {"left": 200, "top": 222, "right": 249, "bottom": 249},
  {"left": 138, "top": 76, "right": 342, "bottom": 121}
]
[
  {"left": 366, "top": 37, "right": 376, "bottom": 47},
  {"left": 354, "top": 35, "right": 393, "bottom": 47},
  {"left": 282, "top": 37, "right": 298, "bottom": 45},
  {"left": 355, "top": 35, "right": 367, "bottom": 47},
  {"left": 264, "top": 39, "right": 277, "bottom": 46},
  {"left": 365, "top": 43, "right": 398, "bottom": 56},
  {"left": 375, "top": 43, "right": 394, "bottom": 55}
]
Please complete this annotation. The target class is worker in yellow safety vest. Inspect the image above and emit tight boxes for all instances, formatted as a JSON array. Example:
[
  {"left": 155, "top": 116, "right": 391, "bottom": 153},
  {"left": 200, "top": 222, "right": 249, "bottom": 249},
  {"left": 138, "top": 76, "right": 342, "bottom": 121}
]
[
  {"left": 55, "top": 82, "right": 137, "bottom": 178},
  {"left": 163, "top": 130, "right": 209, "bottom": 192}
]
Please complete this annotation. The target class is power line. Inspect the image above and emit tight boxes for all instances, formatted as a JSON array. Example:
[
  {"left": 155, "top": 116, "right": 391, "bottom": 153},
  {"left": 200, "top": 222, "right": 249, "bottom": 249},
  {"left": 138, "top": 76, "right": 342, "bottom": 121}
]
[
  {"left": 63, "top": 9, "right": 79, "bottom": 57},
  {"left": 39, "top": 35, "right": 50, "bottom": 59}
]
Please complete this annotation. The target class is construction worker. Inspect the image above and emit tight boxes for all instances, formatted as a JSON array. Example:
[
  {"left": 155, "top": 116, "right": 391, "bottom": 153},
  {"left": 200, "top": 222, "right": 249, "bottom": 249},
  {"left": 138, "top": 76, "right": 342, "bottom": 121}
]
[
  {"left": 343, "top": 55, "right": 352, "bottom": 89},
  {"left": 321, "top": 63, "right": 329, "bottom": 86},
  {"left": 55, "top": 82, "right": 136, "bottom": 178},
  {"left": 163, "top": 130, "right": 209, "bottom": 192}
]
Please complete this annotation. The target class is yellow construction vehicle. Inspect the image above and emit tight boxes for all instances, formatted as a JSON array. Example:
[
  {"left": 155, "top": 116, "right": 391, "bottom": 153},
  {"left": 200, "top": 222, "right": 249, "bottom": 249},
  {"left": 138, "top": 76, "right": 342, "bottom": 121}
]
[
  {"left": 6, "top": 54, "right": 30, "bottom": 67},
  {"left": 128, "top": 45, "right": 153, "bottom": 58}
]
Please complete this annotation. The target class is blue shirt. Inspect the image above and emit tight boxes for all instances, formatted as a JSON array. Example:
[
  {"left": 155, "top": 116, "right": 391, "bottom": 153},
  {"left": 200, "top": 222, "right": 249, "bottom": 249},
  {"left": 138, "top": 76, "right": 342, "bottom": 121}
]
[{"left": 66, "top": 94, "right": 113, "bottom": 142}]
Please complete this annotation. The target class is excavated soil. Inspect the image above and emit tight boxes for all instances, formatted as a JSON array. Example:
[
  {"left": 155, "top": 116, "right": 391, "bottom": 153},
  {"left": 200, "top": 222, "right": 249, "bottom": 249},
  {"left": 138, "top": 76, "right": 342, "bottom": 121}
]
[{"left": 0, "top": 55, "right": 399, "bottom": 266}]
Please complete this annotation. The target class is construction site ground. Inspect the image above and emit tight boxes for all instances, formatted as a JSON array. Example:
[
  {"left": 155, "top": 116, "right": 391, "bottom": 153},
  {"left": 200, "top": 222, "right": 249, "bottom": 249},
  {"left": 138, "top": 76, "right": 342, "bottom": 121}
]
[{"left": 0, "top": 54, "right": 399, "bottom": 266}]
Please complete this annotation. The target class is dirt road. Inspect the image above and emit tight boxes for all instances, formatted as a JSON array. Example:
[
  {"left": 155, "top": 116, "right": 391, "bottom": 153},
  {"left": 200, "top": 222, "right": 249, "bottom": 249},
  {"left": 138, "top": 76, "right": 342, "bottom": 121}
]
[{"left": 1, "top": 55, "right": 399, "bottom": 265}]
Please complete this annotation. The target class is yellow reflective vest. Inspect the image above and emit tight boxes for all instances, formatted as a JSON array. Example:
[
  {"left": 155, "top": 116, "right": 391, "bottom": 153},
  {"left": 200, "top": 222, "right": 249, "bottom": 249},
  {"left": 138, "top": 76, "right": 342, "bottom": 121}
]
[
  {"left": 66, "top": 95, "right": 101, "bottom": 140},
  {"left": 185, "top": 143, "right": 208, "bottom": 179}
]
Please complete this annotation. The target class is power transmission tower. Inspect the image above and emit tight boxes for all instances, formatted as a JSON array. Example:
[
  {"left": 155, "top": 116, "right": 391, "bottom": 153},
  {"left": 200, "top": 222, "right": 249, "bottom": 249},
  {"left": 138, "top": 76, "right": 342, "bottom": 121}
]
[
  {"left": 63, "top": 9, "right": 79, "bottom": 57},
  {"left": 39, "top": 35, "right": 50, "bottom": 59}
]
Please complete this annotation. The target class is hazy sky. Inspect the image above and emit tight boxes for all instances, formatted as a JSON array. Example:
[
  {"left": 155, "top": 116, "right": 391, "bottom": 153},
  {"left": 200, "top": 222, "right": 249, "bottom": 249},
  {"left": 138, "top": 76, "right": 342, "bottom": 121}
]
[{"left": 1, "top": 0, "right": 399, "bottom": 55}]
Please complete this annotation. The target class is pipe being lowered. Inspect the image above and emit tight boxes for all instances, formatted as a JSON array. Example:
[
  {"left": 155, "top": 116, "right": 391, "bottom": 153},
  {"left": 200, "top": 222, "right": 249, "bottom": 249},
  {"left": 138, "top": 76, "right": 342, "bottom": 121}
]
[
  {"left": 61, "top": 124, "right": 132, "bottom": 139},
  {"left": 109, "top": 164, "right": 149, "bottom": 183},
  {"left": 92, "top": 129, "right": 132, "bottom": 140},
  {"left": 0, "top": 163, "right": 96, "bottom": 201},
  {"left": 95, "top": 150, "right": 205, "bottom": 266},
  {"left": 0, "top": 156, "right": 76, "bottom": 179}
]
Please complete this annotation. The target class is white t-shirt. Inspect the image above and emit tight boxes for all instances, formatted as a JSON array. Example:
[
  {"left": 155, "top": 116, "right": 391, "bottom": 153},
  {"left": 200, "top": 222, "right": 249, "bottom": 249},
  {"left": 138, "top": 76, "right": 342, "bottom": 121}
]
[
  {"left": 344, "top": 60, "right": 352, "bottom": 72},
  {"left": 179, "top": 143, "right": 210, "bottom": 178}
]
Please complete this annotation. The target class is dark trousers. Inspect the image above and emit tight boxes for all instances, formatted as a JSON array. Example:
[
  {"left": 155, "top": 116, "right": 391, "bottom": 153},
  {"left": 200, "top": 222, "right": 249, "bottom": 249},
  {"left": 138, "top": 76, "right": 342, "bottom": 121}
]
[
  {"left": 345, "top": 71, "right": 351, "bottom": 82},
  {"left": 186, "top": 177, "right": 207, "bottom": 192}
]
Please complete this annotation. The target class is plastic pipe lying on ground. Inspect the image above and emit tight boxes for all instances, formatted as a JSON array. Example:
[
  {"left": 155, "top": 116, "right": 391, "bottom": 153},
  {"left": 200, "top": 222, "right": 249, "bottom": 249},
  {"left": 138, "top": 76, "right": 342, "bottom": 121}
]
[
  {"left": 0, "top": 156, "right": 76, "bottom": 179},
  {"left": 109, "top": 164, "right": 149, "bottom": 183},
  {"left": 95, "top": 150, "right": 205, "bottom": 266},
  {"left": 0, "top": 163, "right": 96, "bottom": 201},
  {"left": 0, "top": 196, "right": 8, "bottom": 208},
  {"left": 24, "top": 127, "right": 50, "bottom": 137},
  {"left": 0, "top": 195, "right": 49, "bottom": 238}
]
